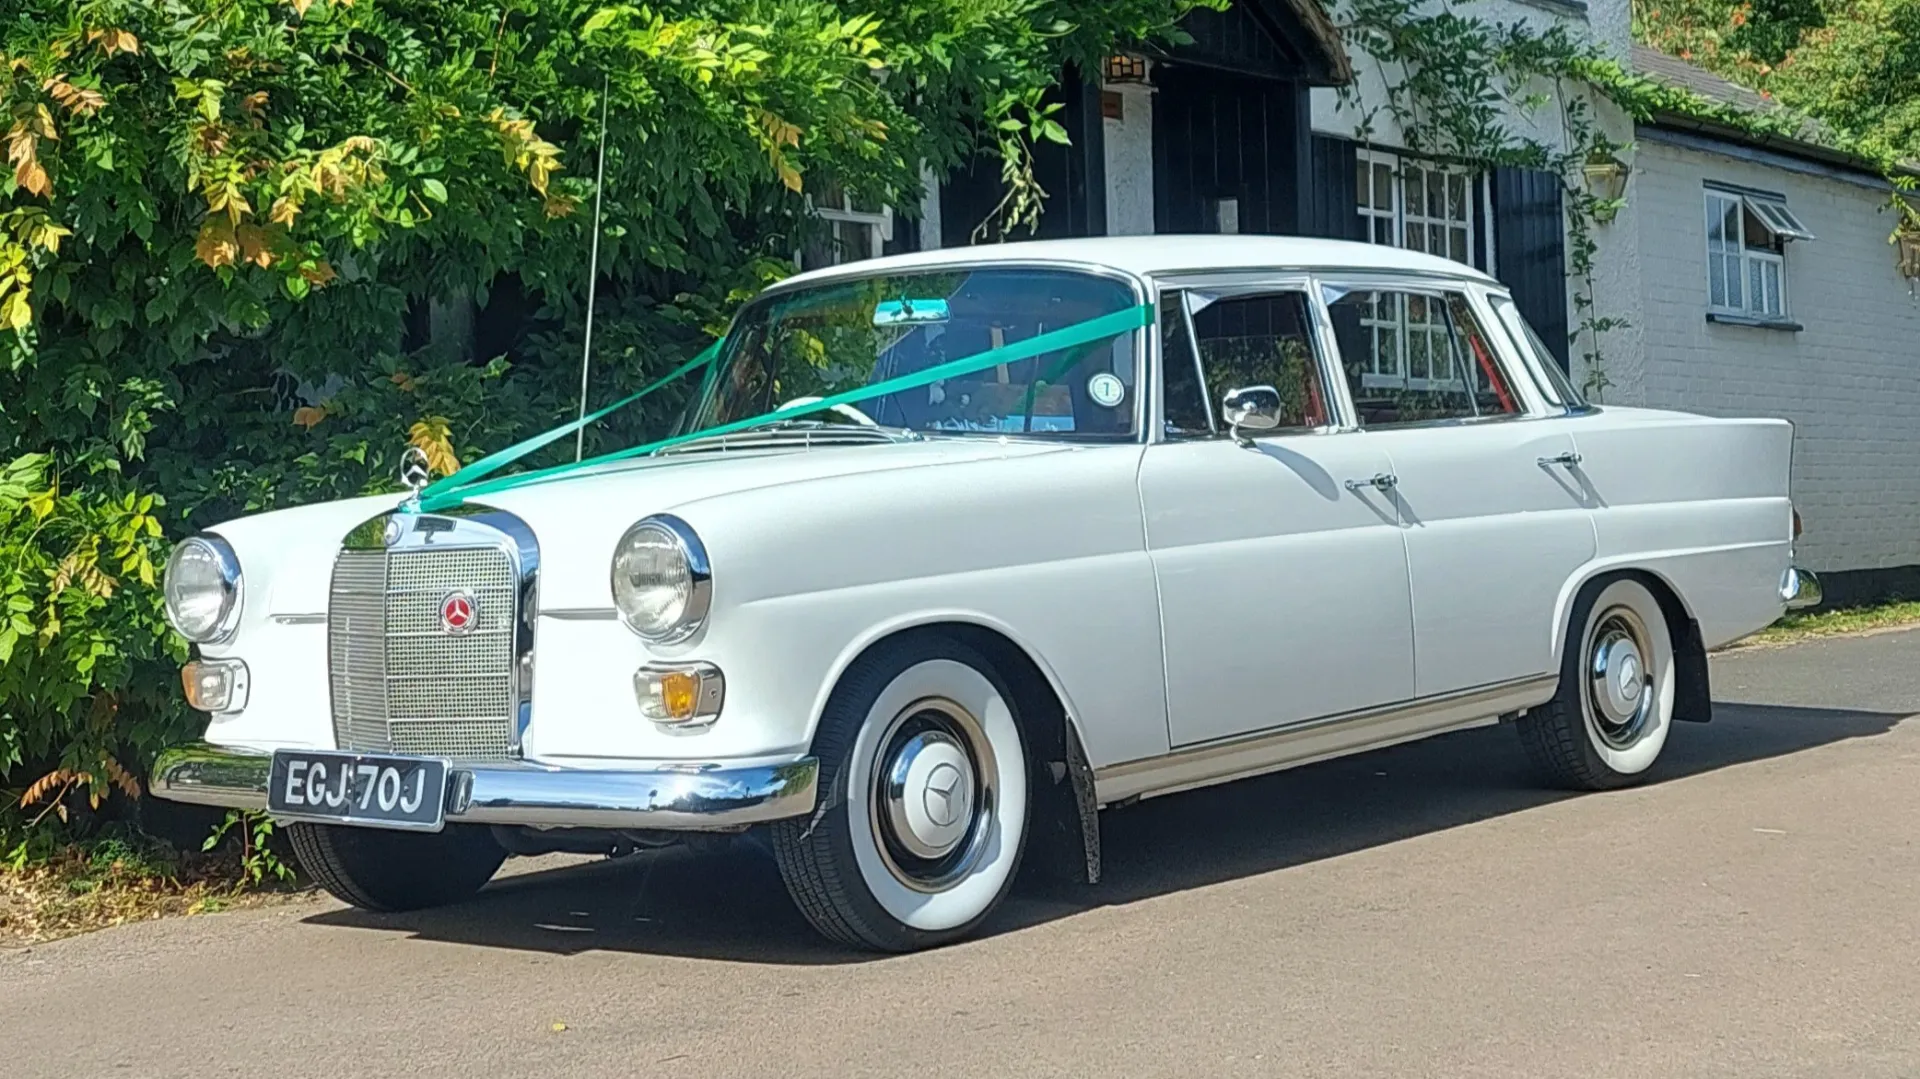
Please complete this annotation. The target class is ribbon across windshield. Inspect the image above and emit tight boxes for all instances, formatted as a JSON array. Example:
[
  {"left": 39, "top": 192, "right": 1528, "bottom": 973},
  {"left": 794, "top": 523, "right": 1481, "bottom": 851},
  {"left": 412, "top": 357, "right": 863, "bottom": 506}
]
[{"left": 415, "top": 269, "right": 1152, "bottom": 513}]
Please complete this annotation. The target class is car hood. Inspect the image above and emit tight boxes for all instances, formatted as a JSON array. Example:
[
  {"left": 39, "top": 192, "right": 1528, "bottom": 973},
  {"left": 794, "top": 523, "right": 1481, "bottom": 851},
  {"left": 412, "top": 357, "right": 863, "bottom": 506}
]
[{"left": 213, "top": 438, "right": 1075, "bottom": 615}]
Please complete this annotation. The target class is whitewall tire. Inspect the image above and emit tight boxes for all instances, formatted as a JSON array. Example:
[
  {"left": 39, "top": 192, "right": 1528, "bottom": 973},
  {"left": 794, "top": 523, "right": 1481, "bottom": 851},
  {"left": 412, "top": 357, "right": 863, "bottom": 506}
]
[
  {"left": 1518, "top": 577, "right": 1676, "bottom": 790},
  {"left": 771, "top": 635, "right": 1029, "bottom": 952}
]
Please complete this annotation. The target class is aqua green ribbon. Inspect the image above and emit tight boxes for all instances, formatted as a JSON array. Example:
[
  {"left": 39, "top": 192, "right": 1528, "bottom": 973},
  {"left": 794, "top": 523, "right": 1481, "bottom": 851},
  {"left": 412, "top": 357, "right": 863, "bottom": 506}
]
[{"left": 417, "top": 302, "right": 1153, "bottom": 512}]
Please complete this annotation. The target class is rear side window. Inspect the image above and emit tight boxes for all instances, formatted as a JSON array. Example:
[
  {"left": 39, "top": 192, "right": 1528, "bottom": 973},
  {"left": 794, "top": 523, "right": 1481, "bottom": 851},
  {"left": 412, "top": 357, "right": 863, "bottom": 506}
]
[{"left": 1323, "top": 285, "right": 1522, "bottom": 427}]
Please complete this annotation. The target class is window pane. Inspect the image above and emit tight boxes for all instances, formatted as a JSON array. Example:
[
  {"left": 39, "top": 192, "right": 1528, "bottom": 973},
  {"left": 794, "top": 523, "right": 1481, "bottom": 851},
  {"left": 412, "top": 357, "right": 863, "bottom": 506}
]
[
  {"left": 1405, "top": 224, "right": 1426, "bottom": 253},
  {"left": 1447, "top": 173, "right": 1467, "bottom": 221},
  {"left": 1160, "top": 294, "right": 1212, "bottom": 438},
  {"left": 1328, "top": 289, "right": 1522, "bottom": 425},
  {"left": 1356, "top": 159, "right": 1370, "bottom": 208},
  {"left": 1188, "top": 292, "right": 1330, "bottom": 430},
  {"left": 1373, "top": 163, "right": 1394, "bottom": 211},
  {"left": 1427, "top": 172, "right": 1446, "bottom": 222},
  {"left": 1450, "top": 227, "right": 1469, "bottom": 264},
  {"left": 1404, "top": 166, "right": 1425, "bottom": 216},
  {"left": 1748, "top": 258, "right": 1764, "bottom": 315},
  {"left": 1709, "top": 256, "right": 1727, "bottom": 308},
  {"left": 1722, "top": 199, "right": 1742, "bottom": 247},
  {"left": 1725, "top": 253, "right": 1744, "bottom": 309},
  {"left": 1763, "top": 260, "right": 1783, "bottom": 316}
]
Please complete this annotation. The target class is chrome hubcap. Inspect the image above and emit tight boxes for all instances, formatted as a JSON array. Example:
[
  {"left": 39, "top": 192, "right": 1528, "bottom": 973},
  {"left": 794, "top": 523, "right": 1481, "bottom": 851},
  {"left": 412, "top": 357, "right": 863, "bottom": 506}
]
[
  {"left": 870, "top": 697, "right": 996, "bottom": 892},
  {"left": 1587, "top": 607, "right": 1654, "bottom": 749}
]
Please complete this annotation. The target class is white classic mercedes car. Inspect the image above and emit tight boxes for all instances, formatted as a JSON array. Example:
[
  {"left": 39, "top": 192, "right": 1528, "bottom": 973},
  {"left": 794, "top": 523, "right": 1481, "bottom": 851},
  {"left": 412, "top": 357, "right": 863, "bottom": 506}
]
[{"left": 152, "top": 236, "right": 1819, "bottom": 951}]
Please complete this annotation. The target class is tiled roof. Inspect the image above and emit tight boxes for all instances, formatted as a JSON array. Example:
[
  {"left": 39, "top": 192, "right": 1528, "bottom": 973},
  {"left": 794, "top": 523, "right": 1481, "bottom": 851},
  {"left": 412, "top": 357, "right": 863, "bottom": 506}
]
[{"left": 1629, "top": 43, "right": 1836, "bottom": 148}]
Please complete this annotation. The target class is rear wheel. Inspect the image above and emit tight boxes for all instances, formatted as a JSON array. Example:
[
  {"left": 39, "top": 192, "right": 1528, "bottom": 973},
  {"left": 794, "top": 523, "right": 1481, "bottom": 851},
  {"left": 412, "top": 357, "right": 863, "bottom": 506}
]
[
  {"left": 771, "top": 635, "right": 1029, "bottom": 952},
  {"left": 1518, "top": 577, "right": 1677, "bottom": 791},
  {"left": 289, "top": 821, "right": 506, "bottom": 913}
]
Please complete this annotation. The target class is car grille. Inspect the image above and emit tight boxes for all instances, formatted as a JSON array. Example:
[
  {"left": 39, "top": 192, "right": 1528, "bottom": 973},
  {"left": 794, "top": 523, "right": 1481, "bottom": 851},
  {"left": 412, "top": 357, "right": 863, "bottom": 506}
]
[{"left": 328, "top": 545, "right": 519, "bottom": 760}]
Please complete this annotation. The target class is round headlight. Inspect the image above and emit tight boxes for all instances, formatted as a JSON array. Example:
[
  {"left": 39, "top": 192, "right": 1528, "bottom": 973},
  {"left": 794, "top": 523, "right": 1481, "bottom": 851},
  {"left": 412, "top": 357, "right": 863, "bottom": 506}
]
[
  {"left": 611, "top": 515, "right": 711, "bottom": 642},
  {"left": 163, "top": 535, "right": 242, "bottom": 643}
]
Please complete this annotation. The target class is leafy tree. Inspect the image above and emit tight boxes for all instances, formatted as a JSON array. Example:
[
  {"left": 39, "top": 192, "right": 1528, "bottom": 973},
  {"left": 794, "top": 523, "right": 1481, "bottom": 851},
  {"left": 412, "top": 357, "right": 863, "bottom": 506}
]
[
  {"left": 0, "top": 0, "right": 1205, "bottom": 837},
  {"left": 1636, "top": 0, "right": 1920, "bottom": 169}
]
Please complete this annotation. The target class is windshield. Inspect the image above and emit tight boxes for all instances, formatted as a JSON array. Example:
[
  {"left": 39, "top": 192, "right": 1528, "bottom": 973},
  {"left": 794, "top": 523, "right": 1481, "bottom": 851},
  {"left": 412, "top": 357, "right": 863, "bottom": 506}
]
[
  {"left": 678, "top": 267, "right": 1142, "bottom": 440},
  {"left": 1488, "top": 294, "right": 1588, "bottom": 409}
]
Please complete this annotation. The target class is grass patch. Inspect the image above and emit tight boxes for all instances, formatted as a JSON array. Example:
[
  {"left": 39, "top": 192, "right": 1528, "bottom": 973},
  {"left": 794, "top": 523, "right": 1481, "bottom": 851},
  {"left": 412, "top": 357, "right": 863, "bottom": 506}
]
[
  {"left": 1738, "top": 599, "right": 1920, "bottom": 647},
  {"left": 0, "top": 826, "right": 309, "bottom": 948}
]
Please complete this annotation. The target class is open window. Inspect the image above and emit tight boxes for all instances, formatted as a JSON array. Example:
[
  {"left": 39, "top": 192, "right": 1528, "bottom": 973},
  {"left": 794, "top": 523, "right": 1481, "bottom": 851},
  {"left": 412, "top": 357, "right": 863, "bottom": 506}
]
[
  {"left": 1323, "top": 284, "right": 1522, "bottom": 426},
  {"left": 1705, "top": 186, "right": 1813, "bottom": 321}
]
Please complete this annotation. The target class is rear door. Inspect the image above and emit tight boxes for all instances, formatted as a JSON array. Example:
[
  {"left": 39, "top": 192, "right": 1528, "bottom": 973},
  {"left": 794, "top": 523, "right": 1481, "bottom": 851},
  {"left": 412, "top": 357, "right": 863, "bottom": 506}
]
[{"left": 1319, "top": 280, "right": 1597, "bottom": 698}]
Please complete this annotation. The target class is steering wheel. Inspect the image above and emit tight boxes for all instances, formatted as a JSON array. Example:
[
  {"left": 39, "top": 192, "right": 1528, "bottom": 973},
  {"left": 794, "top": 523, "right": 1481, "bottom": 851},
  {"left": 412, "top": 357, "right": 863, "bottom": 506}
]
[{"left": 774, "top": 396, "right": 880, "bottom": 427}]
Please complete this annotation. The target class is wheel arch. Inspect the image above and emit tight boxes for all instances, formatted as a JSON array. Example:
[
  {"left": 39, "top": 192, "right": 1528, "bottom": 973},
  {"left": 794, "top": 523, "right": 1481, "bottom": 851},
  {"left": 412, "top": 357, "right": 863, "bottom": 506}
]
[
  {"left": 1550, "top": 563, "right": 1712, "bottom": 725},
  {"left": 810, "top": 612, "right": 1102, "bottom": 886}
]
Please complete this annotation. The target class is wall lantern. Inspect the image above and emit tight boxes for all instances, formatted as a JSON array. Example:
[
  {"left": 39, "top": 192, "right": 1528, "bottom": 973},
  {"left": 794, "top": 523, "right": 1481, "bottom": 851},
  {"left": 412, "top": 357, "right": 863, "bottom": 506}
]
[
  {"left": 1582, "top": 153, "right": 1630, "bottom": 222},
  {"left": 1104, "top": 53, "right": 1149, "bottom": 85}
]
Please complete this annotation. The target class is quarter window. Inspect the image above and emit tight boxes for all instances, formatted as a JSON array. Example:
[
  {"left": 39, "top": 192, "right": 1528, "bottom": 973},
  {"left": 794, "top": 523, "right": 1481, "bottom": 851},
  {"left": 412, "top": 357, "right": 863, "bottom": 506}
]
[
  {"left": 1357, "top": 149, "right": 1482, "bottom": 268},
  {"left": 1325, "top": 287, "right": 1521, "bottom": 426},
  {"left": 1704, "top": 188, "right": 1812, "bottom": 320}
]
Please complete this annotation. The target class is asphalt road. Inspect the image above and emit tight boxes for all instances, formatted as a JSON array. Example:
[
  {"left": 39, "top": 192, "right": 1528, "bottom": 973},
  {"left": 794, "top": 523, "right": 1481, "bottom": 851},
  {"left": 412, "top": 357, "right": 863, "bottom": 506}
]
[{"left": 5, "top": 628, "right": 1919, "bottom": 1078}]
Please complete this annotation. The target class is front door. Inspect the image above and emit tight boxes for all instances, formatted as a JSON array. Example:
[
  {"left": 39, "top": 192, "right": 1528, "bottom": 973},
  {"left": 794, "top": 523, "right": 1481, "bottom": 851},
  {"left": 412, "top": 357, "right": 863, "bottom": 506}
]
[
  {"left": 1140, "top": 285, "right": 1416, "bottom": 748},
  {"left": 1321, "top": 282, "right": 1597, "bottom": 698}
]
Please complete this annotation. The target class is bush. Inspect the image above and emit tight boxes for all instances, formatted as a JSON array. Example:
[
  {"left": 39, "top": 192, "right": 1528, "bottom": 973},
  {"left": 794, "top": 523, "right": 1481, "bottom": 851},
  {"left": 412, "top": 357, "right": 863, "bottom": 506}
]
[{"left": 0, "top": 0, "right": 1204, "bottom": 841}]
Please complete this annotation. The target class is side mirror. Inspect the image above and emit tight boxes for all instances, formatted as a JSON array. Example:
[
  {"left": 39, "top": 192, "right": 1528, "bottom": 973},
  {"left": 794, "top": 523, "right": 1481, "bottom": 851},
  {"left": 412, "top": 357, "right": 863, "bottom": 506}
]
[{"left": 1221, "top": 385, "right": 1283, "bottom": 445}]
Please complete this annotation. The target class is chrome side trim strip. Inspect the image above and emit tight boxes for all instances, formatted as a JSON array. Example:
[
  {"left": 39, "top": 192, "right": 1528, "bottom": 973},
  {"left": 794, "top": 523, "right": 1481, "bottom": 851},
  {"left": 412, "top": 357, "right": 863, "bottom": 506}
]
[
  {"left": 541, "top": 608, "right": 619, "bottom": 621},
  {"left": 150, "top": 743, "right": 819, "bottom": 832},
  {"left": 1094, "top": 675, "right": 1558, "bottom": 805}
]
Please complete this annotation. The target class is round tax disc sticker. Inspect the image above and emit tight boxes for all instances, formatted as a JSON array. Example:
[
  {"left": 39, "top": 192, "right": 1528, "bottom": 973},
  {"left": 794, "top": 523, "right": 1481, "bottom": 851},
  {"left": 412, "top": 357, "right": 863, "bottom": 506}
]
[{"left": 1087, "top": 372, "right": 1126, "bottom": 408}]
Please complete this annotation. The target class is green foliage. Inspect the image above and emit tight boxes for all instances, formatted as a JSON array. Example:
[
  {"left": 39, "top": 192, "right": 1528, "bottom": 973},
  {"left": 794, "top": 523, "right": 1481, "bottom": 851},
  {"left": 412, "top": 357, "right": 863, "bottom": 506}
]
[
  {"left": 202, "top": 808, "right": 292, "bottom": 885},
  {"left": 0, "top": 0, "right": 1202, "bottom": 843}
]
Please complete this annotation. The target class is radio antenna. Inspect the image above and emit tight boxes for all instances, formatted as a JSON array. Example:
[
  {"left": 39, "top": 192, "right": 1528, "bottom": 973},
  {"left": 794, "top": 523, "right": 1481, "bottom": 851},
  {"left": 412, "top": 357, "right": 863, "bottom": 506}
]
[{"left": 574, "top": 72, "right": 612, "bottom": 462}]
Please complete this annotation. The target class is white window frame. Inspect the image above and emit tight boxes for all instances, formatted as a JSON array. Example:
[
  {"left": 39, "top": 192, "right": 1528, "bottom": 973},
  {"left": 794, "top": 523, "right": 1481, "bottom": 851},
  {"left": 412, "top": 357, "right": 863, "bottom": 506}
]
[
  {"left": 1355, "top": 149, "right": 1489, "bottom": 391},
  {"left": 796, "top": 185, "right": 894, "bottom": 270},
  {"left": 1703, "top": 186, "right": 1810, "bottom": 321},
  {"left": 1355, "top": 148, "right": 1483, "bottom": 269}
]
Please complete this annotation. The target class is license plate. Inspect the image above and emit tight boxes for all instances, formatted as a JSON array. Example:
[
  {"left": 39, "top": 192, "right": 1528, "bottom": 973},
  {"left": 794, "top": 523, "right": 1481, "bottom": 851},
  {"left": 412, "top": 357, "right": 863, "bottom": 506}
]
[{"left": 268, "top": 750, "right": 448, "bottom": 832}]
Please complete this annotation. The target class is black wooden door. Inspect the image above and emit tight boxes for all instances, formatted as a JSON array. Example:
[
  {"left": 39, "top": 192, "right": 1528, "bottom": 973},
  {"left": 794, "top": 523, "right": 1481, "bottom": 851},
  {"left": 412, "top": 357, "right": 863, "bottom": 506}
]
[
  {"left": 1152, "top": 66, "right": 1309, "bottom": 236},
  {"left": 940, "top": 71, "right": 1105, "bottom": 246},
  {"left": 1492, "top": 167, "right": 1571, "bottom": 370}
]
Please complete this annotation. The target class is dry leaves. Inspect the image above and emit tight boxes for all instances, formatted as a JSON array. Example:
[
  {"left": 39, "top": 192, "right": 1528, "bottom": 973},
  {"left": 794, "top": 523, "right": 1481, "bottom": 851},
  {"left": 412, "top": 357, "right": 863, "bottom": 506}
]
[{"left": 408, "top": 416, "right": 460, "bottom": 476}]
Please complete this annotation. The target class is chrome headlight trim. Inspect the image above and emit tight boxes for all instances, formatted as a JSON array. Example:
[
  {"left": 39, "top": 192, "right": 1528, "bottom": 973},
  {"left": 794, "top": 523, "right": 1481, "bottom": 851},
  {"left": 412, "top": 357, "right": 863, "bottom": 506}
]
[
  {"left": 610, "top": 514, "right": 712, "bottom": 643},
  {"left": 162, "top": 534, "right": 243, "bottom": 644}
]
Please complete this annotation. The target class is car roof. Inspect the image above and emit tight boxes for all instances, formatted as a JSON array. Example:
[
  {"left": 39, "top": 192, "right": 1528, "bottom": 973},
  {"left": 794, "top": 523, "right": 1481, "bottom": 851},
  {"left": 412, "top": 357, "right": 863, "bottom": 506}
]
[{"left": 775, "top": 234, "right": 1502, "bottom": 291}]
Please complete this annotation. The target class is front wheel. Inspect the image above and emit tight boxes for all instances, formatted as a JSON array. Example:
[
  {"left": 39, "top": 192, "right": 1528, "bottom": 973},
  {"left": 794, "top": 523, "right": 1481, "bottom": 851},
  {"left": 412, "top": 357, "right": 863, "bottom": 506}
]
[
  {"left": 1518, "top": 576, "right": 1677, "bottom": 791},
  {"left": 771, "top": 636, "right": 1029, "bottom": 952},
  {"left": 289, "top": 821, "right": 506, "bottom": 913}
]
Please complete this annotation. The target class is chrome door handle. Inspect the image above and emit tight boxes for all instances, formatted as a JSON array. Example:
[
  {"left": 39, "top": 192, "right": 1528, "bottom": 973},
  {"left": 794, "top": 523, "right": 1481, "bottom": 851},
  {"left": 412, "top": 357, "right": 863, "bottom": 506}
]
[
  {"left": 1537, "top": 451, "right": 1583, "bottom": 468},
  {"left": 1344, "top": 472, "right": 1398, "bottom": 493}
]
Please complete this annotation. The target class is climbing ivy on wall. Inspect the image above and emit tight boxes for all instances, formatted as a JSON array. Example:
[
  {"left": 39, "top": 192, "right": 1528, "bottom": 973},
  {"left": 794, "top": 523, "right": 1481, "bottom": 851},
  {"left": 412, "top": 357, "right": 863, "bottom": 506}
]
[{"left": 1324, "top": 0, "right": 1916, "bottom": 398}]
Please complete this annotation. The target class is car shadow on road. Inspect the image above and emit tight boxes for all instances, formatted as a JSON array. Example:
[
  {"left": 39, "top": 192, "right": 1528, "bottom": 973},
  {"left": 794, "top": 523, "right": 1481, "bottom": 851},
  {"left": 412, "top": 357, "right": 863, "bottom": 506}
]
[{"left": 302, "top": 699, "right": 1910, "bottom": 964}]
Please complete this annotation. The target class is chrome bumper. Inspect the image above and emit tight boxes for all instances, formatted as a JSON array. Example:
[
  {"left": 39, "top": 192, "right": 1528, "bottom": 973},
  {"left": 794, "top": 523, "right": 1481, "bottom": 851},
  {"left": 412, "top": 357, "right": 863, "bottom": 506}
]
[
  {"left": 1781, "top": 565, "right": 1823, "bottom": 610},
  {"left": 150, "top": 743, "right": 819, "bottom": 832}
]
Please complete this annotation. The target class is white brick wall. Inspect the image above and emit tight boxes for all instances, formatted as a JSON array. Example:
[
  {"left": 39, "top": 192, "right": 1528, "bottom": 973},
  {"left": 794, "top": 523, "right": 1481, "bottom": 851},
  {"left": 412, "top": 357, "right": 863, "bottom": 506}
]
[{"left": 1628, "top": 138, "right": 1920, "bottom": 573}]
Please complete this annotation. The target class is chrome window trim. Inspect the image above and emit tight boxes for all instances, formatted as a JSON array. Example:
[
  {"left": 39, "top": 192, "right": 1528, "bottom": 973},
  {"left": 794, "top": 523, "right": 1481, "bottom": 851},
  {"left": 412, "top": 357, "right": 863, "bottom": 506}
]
[
  {"left": 717, "top": 258, "right": 1155, "bottom": 445},
  {"left": 1476, "top": 287, "right": 1596, "bottom": 417},
  {"left": 342, "top": 504, "right": 540, "bottom": 759}
]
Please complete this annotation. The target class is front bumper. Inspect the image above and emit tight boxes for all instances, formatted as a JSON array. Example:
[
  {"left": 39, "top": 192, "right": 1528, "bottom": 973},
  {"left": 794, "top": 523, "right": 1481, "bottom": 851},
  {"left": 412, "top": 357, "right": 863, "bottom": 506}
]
[
  {"left": 1781, "top": 565, "right": 1823, "bottom": 610},
  {"left": 150, "top": 743, "right": 819, "bottom": 832}
]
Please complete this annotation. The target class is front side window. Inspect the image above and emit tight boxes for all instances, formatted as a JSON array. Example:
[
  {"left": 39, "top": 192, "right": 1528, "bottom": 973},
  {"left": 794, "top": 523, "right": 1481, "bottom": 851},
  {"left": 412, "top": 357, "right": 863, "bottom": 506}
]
[
  {"left": 685, "top": 268, "right": 1140, "bottom": 439},
  {"left": 1185, "top": 291, "right": 1331, "bottom": 430},
  {"left": 1705, "top": 188, "right": 1812, "bottom": 320},
  {"left": 1325, "top": 286, "right": 1521, "bottom": 426}
]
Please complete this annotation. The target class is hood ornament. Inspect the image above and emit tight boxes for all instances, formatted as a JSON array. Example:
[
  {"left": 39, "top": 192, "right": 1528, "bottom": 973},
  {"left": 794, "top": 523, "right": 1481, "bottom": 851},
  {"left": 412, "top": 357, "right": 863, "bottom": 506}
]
[{"left": 398, "top": 446, "right": 432, "bottom": 511}]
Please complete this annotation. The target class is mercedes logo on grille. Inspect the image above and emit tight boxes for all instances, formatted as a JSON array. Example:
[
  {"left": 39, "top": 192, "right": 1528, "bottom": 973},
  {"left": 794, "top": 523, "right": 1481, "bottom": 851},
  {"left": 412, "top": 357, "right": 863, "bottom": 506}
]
[{"left": 439, "top": 591, "right": 478, "bottom": 635}]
